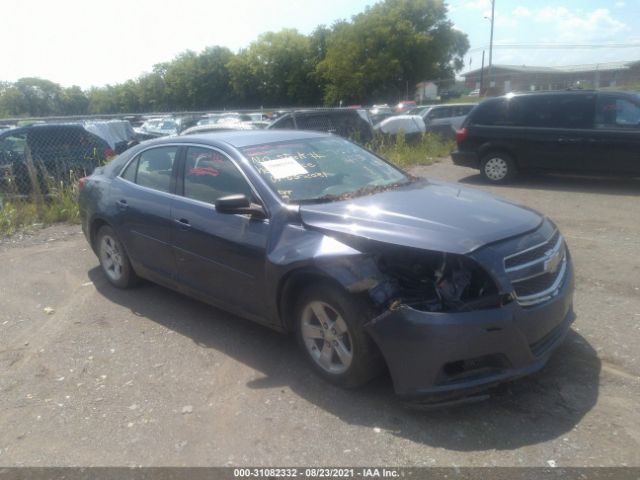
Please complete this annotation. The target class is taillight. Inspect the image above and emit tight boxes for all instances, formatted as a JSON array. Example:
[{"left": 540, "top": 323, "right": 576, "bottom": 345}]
[
  {"left": 455, "top": 127, "right": 468, "bottom": 144},
  {"left": 104, "top": 148, "right": 115, "bottom": 158},
  {"left": 79, "top": 177, "right": 88, "bottom": 189}
]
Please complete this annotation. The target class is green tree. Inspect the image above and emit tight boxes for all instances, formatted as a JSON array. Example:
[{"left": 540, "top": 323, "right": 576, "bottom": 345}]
[
  {"left": 87, "top": 86, "right": 118, "bottom": 114},
  {"left": 161, "top": 46, "right": 234, "bottom": 110},
  {"left": 316, "top": 0, "right": 469, "bottom": 104},
  {"left": 59, "top": 86, "right": 89, "bottom": 115},
  {"left": 138, "top": 72, "right": 167, "bottom": 112},
  {"left": 227, "top": 29, "right": 323, "bottom": 107}
]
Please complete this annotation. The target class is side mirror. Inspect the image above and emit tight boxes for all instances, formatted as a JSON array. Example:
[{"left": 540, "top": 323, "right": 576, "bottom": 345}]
[{"left": 215, "top": 194, "right": 266, "bottom": 219}]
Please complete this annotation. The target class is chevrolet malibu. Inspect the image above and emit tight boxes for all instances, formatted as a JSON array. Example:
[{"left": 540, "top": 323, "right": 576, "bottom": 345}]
[{"left": 79, "top": 131, "right": 574, "bottom": 402}]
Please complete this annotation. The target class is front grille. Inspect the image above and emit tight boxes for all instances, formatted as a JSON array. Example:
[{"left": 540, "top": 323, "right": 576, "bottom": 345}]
[
  {"left": 504, "top": 230, "right": 560, "bottom": 269},
  {"left": 504, "top": 229, "right": 568, "bottom": 307},
  {"left": 513, "top": 264, "right": 565, "bottom": 297}
]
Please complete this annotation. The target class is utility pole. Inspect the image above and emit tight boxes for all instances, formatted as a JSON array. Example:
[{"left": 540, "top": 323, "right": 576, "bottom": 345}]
[
  {"left": 480, "top": 50, "right": 485, "bottom": 95},
  {"left": 488, "top": 0, "right": 495, "bottom": 94}
]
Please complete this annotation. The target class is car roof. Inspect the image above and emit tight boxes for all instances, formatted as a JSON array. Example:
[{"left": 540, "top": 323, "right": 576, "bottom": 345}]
[
  {"left": 150, "top": 129, "right": 332, "bottom": 149},
  {"left": 0, "top": 123, "right": 88, "bottom": 136},
  {"left": 494, "top": 90, "right": 638, "bottom": 100}
]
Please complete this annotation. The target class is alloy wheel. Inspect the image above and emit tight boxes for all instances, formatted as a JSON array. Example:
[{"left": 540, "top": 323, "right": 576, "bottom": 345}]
[{"left": 300, "top": 301, "right": 354, "bottom": 374}]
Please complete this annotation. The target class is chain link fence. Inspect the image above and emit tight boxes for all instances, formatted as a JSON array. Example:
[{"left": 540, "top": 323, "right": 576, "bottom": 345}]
[{"left": 0, "top": 124, "right": 117, "bottom": 200}]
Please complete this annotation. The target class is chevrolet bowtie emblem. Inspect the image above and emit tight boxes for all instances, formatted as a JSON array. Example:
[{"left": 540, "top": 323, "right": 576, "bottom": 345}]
[{"left": 543, "top": 246, "right": 563, "bottom": 274}]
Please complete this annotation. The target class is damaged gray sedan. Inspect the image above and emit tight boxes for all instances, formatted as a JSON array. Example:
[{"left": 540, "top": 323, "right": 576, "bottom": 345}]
[{"left": 79, "top": 130, "right": 574, "bottom": 402}]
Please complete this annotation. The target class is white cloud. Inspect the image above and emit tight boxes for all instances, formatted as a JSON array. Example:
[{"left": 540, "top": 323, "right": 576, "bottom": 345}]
[
  {"left": 463, "top": 0, "right": 491, "bottom": 10},
  {"left": 505, "top": 6, "right": 631, "bottom": 43},
  {"left": 536, "top": 6, "right": 571, "bottom": 23},
  {"left": 483, "top": 10, "right": 517, "bottom": 28},
  {"left": 552, "top": 8, "right": 628, "bottom": 42},
  {"left": 513, "top": 6, "right": 531, "bottom": 18}
]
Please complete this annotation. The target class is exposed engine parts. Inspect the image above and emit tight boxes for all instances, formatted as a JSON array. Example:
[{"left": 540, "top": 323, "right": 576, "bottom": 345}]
[{"left": 370, "top": 251, "right": 501, "bottom": 312}]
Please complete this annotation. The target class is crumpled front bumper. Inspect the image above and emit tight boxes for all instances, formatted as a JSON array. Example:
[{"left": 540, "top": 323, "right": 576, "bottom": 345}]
[{"left": 364, "top": 261, "right": 575, "bottom": 400}]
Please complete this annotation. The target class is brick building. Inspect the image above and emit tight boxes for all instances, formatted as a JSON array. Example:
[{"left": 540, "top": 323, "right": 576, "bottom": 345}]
[{"left": 461, "top": 60, "right": 640, "bottom": 95}]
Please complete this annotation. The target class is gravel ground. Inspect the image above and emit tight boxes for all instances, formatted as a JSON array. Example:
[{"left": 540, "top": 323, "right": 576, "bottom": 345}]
[{"left": 0, "top": 159, "right": 638, "bottom": 467}]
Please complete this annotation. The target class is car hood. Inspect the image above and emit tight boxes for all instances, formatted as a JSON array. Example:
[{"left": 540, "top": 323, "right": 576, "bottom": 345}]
[{"left": 299, "top": 179, "right": 543, "bottom": 254}]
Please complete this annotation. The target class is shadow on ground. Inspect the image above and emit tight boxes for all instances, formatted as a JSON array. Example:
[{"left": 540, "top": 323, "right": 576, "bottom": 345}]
[
  {"left": 89, "top": 267, "right": 600, "bottom": 452},
  {"left": 457, "top": 171, "right": 640, "bottom": 197}
]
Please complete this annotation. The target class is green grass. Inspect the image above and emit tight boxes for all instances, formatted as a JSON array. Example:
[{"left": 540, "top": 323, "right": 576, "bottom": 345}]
[
  {"left": 369, "top": 132, "right": 454, "bottom": 168},
  {"left": 0, "top": 182, "right": 80, "bottom": 237}
]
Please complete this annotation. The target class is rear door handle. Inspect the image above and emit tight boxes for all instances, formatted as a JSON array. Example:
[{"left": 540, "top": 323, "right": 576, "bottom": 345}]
[
  {"left": 175, "top": 218, "right": 191, "bottom": 228},
  {"left": 116, "top": 199, "right": 128, "bottom": 210},
  {"left": 558, "top": 137, "right": 581, "bottom": 144}
]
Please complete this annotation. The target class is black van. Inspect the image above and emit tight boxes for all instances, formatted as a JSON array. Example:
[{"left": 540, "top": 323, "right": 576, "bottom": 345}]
[{"left": 451, "top": 90, "right": 640, "bottom": 183}]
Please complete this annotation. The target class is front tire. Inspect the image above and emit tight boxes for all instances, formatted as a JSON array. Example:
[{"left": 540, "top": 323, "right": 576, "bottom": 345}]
[
  {"left": 480, "top": 152, "right": 517, "bottom": 184},
  {"left": 96, "top": 225, "right": 138, "bottom": 288},
  {"left": 295, "top": 283, "right": 383, "bottom": 388}
]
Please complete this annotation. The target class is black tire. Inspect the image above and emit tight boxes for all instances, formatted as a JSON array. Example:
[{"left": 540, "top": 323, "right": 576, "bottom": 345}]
[
  {"left": 480, "top": 151, "right": 517, "bottom": 184},
  {"left": 95, "top": 225, "right": 138, "bottom": 288},
  {"left": 295, "top": 282, "right": 383, "bottom": 388}
]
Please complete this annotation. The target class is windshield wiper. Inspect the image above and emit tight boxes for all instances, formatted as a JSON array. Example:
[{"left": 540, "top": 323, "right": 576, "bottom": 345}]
[{"left": 295, "top": 176, "right": 420, "bottom": 205}]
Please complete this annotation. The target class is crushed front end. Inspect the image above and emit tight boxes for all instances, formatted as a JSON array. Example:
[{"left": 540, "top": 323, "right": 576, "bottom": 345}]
[{"left": 361, "top": 219, "right": 575, "bottom": 400}]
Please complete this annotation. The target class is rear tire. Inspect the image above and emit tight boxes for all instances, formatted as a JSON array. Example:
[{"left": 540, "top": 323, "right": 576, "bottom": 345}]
[
  {"left": 295, "top": 283, "right": 383, "bottom": 388},
  {"left": 96, "top": 225, "right": 138, "bottom": 288},
  {"left": 480, "top": 152, "right": 517, "bottom": 184}
]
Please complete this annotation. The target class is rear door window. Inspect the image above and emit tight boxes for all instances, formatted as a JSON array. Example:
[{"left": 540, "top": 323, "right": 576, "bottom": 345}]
[
  {"left": 473, "top": 98, "right": 523, "bottom": 126},
  {"left": 271, "top": 116, "right": 295, "bottom": 129},
  {"left": 520, "top": 95, "right": 594, "bottom": 129},
  {"left": 595, "top": 95, "right": 640, "bottom": 129},
  {"left": 296, "top": 115, "right": 334, "bottom": 133},
  {"left": 122, "top": 146, "right": 178, "bottom": 193}
]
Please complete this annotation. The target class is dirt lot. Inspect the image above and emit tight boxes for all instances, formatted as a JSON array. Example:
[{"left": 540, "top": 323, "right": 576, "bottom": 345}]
[{"left": 0, "top": 159, "right": 639, "bottom": 467}]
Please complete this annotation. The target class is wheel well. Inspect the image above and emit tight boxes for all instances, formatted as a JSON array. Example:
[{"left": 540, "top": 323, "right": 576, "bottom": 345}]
[
  {"left": 480, "top": 147, "right": 517, "bottom": 166},
  {"left": 278, "top": 270, "right": 351, "bottom": 333},
  {"left": 89, "top": 218, "right": 110, "bottom": 252}
]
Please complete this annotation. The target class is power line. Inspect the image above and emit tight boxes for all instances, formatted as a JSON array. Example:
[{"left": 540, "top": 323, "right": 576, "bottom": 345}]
[{"left": 468, "top": 43, "right": 640, "bottom": 52}]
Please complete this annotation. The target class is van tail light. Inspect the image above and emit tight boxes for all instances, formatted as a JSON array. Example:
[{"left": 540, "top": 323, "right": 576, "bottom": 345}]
[
  {"left": 104, "top": 148, "right": 115, "bottom": 158},
  {"left": 455, "top": 127, "right": 468, "bottom": 144},
  {"left": 79, "top": 176, "right": 88, "bottom": 189}
]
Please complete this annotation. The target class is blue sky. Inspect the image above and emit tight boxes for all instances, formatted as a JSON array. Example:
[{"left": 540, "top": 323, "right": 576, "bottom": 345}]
[
  {"left": 450, "top": 0, "right": 640, "bottom": 74},
  {"left": 1, "top": 0, "right": 639, "bottom": 88}
]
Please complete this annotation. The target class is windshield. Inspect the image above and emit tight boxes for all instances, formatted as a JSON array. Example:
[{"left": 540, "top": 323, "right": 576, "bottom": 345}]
[{"left": 241, "top": 137, "right": 410, "bottom": 204}]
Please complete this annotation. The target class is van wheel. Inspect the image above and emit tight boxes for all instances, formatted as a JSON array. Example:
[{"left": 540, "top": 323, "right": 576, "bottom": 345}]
[
  {"left": 295, "top": 283, "right": 383, "bottom": 388},
  {"left": 480, "top": 152, "right": 517, "bottom": 184}
]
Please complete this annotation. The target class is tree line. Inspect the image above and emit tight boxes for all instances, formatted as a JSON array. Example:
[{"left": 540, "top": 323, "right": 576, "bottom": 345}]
[{"left": 0, "top": 0, "right": 468, "bottom": 118}]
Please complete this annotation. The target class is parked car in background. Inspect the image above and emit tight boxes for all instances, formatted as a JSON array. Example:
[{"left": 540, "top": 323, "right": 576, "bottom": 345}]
[
  {"left": 268, "top": 109, "right": 374, "bottom": 144},
  {"left": 84, "top": 120, "right": 137, "bottom": 154},
  {"left": 417, "top": 103, "right": 476, "bottom": 139},
  {"left": 395, "top": 100, "right": 417, "bottom": 113},
  {"left": 136, "top": 117, "right": 179, "bottom": 137},
  {"left": 197, "top": 113, "right": 251, "bottom": 126},
  {"left": 180, "top": 123, "right": 261, "bottom": 136},
  {"left": 0, "top": 124, "right": 112, "bottom": 195},
  {"left": 468, "top": 89, "right": 480, "bottom": 97},
  {"left": 452, "top": 90, "right": 640, "bottom": 183},
  {"left": 373, "top": 115, "right": 426, "bottom": 142},
  {"left": 369, "top": 104, "right": 395, "bottom": 125},
  {"left": 79, "top": 130, "right": 574, "bottom": 402}
]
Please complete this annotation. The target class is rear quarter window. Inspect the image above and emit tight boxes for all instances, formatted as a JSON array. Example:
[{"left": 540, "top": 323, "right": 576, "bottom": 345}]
[{"left": 471, "top": 99, "right": 522, "bottom": 126}]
